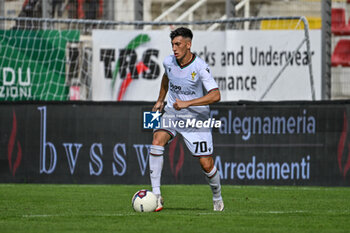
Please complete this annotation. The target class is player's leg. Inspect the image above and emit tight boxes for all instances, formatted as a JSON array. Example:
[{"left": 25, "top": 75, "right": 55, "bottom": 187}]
[
  {"left": 182, "top": 131, "right": 224, "bottom": 211},
  {"left": 199, "top": 156, "right": 224, "bottom": 211},
  {"left": 149, "top": 129, "right": 174, "bottom": 211}
]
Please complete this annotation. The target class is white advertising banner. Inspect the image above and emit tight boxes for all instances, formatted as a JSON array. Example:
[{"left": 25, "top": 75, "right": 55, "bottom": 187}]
[{"left": 92, "top": 30, "right": 321, "bottom": 101}]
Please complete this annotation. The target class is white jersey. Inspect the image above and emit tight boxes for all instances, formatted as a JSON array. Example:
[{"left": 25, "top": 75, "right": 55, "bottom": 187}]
[{"left": 163, "top": 54, "right": 218, "bottom": 118}]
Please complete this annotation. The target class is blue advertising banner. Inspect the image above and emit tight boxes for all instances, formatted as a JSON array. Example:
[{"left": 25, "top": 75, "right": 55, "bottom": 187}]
[{"left": 0, "top": 101, "right": 349, "bottom": 186}]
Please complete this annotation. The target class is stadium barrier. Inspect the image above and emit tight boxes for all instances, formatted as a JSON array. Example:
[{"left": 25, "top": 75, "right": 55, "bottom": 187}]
[{"left": 1, "top": 101, "right": 350, "bottom": 186}]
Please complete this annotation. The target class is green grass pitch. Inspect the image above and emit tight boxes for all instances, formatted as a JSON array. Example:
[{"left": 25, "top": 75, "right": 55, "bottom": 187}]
[{"left": 0, "top": 184, "right": 349, "bottom": 233}]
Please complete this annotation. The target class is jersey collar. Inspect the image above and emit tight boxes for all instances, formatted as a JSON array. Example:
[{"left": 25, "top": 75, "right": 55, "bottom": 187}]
[{"left": 176, "top": 53, "right": 196, "bottom": 69}]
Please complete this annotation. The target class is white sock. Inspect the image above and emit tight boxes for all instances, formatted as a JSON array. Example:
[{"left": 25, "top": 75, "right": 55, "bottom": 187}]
[
  {"left": 203, "top": 166, "right": 222, "bottom": 201},
  {"left": 149, "top": 145, "right": 164, "bottom": 195}
]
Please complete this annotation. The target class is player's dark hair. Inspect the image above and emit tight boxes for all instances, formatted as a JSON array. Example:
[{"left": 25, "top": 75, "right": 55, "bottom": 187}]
[{"left": 170, "top": 27, "right": 193, "bottom": 40}]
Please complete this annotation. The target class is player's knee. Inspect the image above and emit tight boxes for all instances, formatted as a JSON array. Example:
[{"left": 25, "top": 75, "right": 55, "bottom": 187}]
[
  {"left": 152, "top": 138, "right": 166, "bottom": 146},
  {"left": 152, "top": 131, "right": 171, "bottom": 146},
  {"left": 202, "top": 163, "right": 214, "bottom": 173},
  {"left": 200, "top": 157, "right": 214, "bottom": 173}
]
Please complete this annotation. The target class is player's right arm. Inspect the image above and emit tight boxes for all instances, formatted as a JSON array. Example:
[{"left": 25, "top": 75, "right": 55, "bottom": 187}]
[{"left": 152, "top": 74, "right": 169, "bottom": 112}]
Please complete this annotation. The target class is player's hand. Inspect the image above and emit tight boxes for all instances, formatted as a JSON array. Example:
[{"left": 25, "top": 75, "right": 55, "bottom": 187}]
[
  {"left": 152, "top": 101, "right": 164, "bottom": 112},
  {"left": 173, "top": 98, "right": 189, "bottom": 111}
]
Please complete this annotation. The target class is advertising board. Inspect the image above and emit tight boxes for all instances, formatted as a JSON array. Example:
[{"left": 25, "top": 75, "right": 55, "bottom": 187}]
[{"left": 1, "top": 101, "right": 349, "bottom": 186}]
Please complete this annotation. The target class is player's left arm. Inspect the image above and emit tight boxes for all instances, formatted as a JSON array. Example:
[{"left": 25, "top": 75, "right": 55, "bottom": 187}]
[
  {"left": 173, "top": 67, "right": 220, "bottom": 110},
  {"left": 173, "top": 89, "right": 220, "bottom": 110}
]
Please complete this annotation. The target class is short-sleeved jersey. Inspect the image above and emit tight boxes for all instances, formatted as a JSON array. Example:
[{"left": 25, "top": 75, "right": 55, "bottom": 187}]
[{"left": 163, "top": 54, "right": 218, "bottom": 118}]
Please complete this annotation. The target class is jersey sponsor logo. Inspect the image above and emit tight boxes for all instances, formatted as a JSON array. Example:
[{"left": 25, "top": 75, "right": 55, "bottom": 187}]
[
  {"left": 170, "top": 82, "right": 181, "bottom": 92},
  {"left": 169, "top": 82, "right": 196, "bottom": 95}
]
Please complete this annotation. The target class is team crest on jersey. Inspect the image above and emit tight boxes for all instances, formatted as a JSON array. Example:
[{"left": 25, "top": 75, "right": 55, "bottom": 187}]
[{"left": 191, "top": 71, "right": 196, "bottom": 80}]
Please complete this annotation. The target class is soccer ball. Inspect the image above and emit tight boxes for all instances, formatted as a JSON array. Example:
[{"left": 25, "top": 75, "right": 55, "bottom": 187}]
[{"left": 131, "top": 189, "right": 158, "bottom": 212}]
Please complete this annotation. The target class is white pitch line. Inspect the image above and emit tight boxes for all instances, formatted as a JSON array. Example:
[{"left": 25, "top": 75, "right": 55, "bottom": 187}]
[
  {"left": 254, "top": 210, "right": 350, "bottom": 214},
  {"left": 22, "top": 214, "right": 60, "bottom": 218},
  {"left": 250, "top": 186, "right": 348, "bottom": 191},
  {"left": 22, "top": 213, "right": 137, "bottom": 218},
  {"left": 261, "top": 210, "right": 306, "bottom": 214},
  {"left": 198, "top": 212, "right": 218, "bottom": 215},
  {"left": 223, "top": 185, "right": 350, "bottom": 192},
  {"left": 198, "top": 210, "right": 307, "bottom": 215}
]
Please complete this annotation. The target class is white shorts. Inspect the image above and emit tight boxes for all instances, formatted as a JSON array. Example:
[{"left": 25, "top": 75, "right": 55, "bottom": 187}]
[{"left": 154, "top": 128, "right": 214, "bottom": 157}]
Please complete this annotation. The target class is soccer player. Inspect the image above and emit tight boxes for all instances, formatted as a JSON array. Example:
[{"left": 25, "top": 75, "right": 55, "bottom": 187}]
[{"left": 149, "top": 27, "right": 224, "bottom": 212}]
